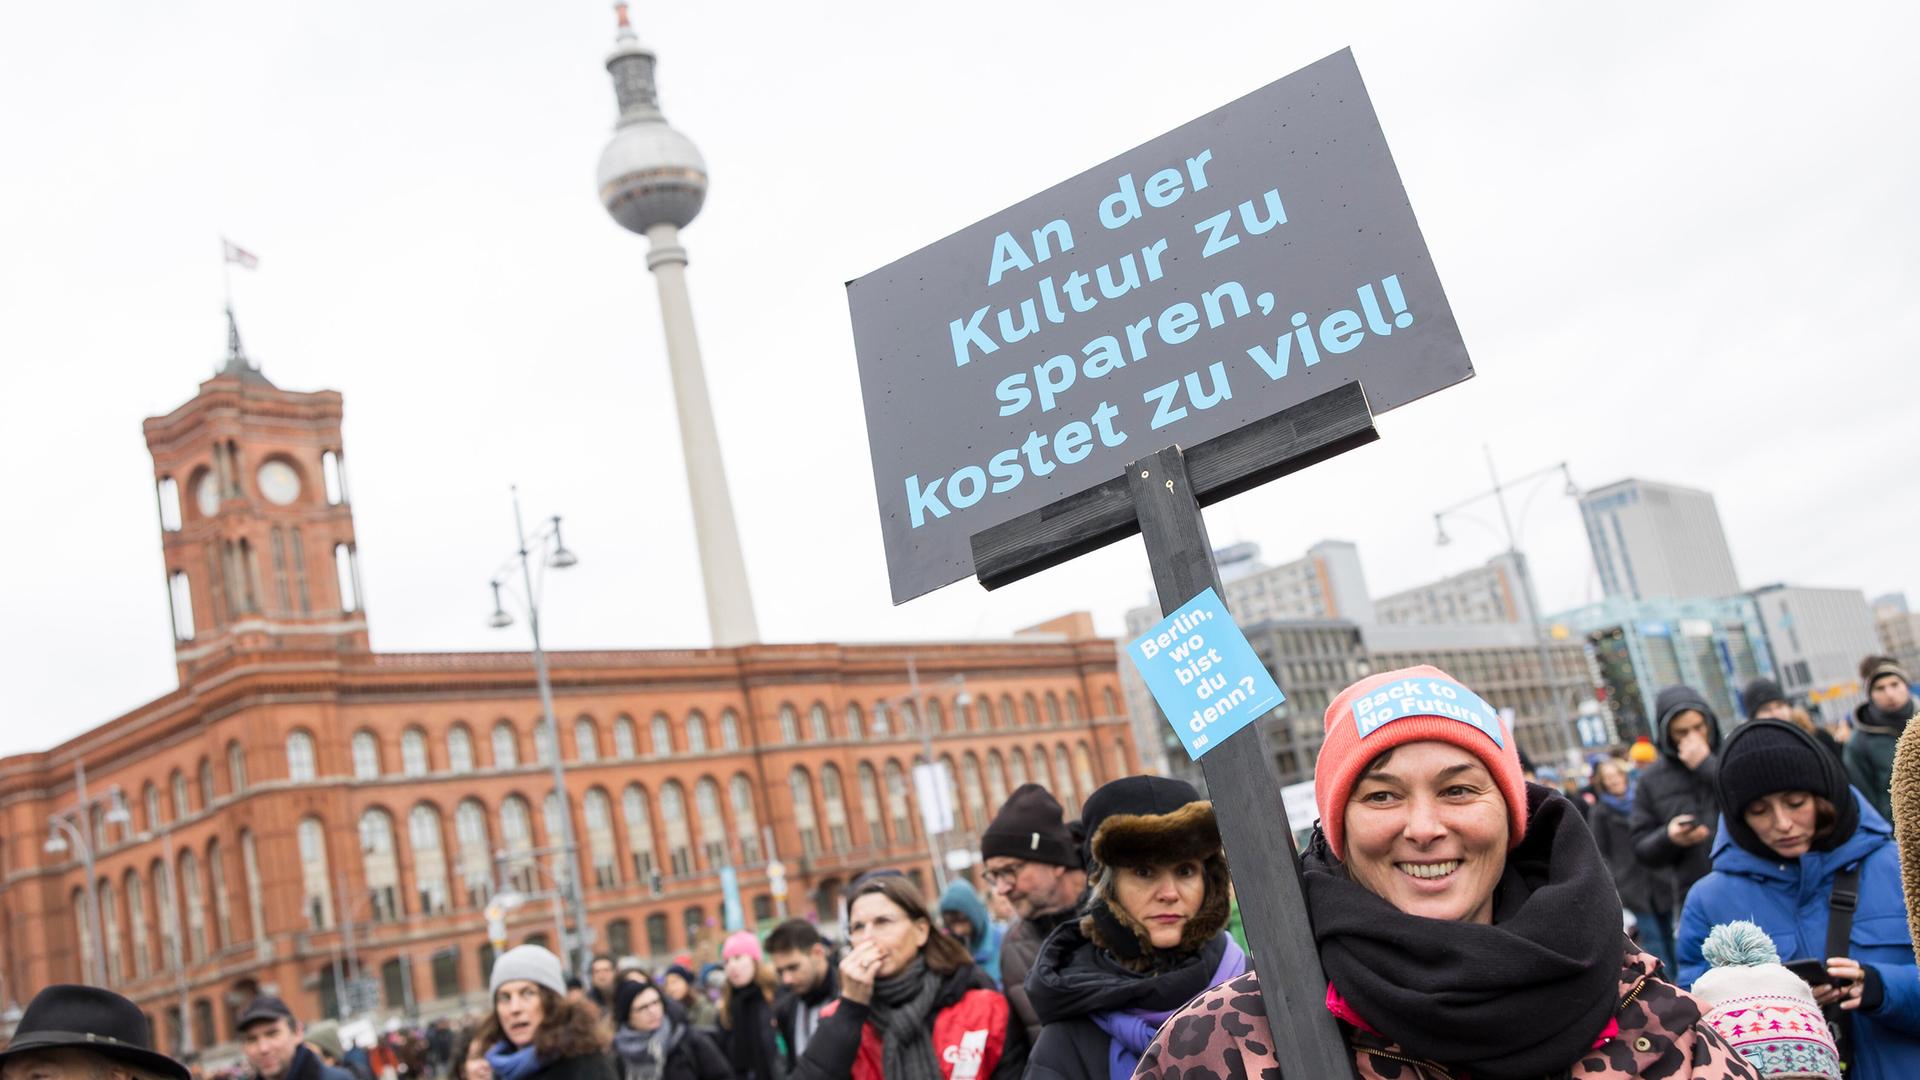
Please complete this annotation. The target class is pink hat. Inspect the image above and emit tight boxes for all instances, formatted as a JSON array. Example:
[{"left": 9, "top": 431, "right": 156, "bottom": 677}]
[
  {"left": 722, "top": 931, "right": 762, "bottom": 962},
  {"left": 1315, "top": 665, "right": 1528, "bottom": 859}
]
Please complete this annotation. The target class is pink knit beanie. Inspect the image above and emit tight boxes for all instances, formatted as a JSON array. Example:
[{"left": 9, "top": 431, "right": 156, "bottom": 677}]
[{"left": 721, "top": 930, "right": 762, "bottom": 962}]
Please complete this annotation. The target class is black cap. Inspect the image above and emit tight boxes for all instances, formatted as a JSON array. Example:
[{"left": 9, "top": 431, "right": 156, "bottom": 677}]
[
  {"left": 1716, "top": 719, "right": 1858, "bottom": 858},
  {"left": 0, "top": 985, "right": 190, "bottom": 1080},
  {"left": 1741, "top": 678, "right": 1789, "bottom": 719},
  {"left": 236, "top": 994, "right": 298, "bottom": 1032},
  {"left": 981, "top": 783, "right": 1077, "bottom": 866}
]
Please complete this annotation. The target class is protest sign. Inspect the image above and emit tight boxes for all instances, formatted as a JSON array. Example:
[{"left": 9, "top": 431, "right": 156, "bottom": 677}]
[
  {"left": 1128, "top": 587, "right": 1285, "bottom": 759},
  {"left": 848, "top": 48, "right": 1470, "bottom": 603}
]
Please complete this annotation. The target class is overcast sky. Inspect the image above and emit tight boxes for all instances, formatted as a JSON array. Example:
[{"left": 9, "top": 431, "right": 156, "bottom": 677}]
[{"left": 4, "top": 2, "right": 1916, "bottom": 758}]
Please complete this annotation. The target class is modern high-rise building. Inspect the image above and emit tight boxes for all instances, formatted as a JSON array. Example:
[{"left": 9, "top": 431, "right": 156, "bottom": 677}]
[
  {"left": 1374, "top": 551, "right": 1535, "bottom": 627},
  {"left": 1553, "top": 594, "right": 1773, "bottom": 738},
  {"left": 1579, "top": 478, "right": 1741, "bottom": 601},
  {"left": 1750, "top": 584, "right": 1883, "bottom": 724}
]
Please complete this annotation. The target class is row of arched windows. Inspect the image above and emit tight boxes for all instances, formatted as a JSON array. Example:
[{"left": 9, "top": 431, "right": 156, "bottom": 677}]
[
  {"left": 118, "top": 743, "right": 251, "bottom": 841},
  {"left": 74, "top": 831, "right": 269, "bottom": 988}
]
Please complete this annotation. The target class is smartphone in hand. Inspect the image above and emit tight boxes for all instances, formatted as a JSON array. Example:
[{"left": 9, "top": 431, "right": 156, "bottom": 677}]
[{"left": 1785, "top": 959, "right": 1836, "bottom": 987}]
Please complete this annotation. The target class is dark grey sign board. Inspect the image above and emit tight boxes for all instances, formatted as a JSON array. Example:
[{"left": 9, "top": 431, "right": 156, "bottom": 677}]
[{"left": 848, "top": 48, "right": 1470, "bottom": 604}]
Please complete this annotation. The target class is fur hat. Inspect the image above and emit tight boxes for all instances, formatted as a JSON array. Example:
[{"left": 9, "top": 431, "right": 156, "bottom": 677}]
[
  {"left": 1076, "top": 776, "right": 1230, "bottom": 971},
  {"left": 1316, "top": 666, "right": 1528, "bottom": 859},
  {"left": 1692, "top": 921, "right": 1840, "bottom": 1079}
]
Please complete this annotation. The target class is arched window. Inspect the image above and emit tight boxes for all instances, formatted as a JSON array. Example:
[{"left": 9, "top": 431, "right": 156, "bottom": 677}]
[
  {"left": 809, "top": 704, "right": 830, "bottom": 741},
  {"left": 720, "top": 709, "right": 742, "bottom": 751},
  {"left": 900, "top": 701, "right": 919, "bottom": 734},
  {"left": 1001, "top": 695, "right": 1017, "bottom": 729},
  {"left": 1026, "top": 694, "right": 1043, "bottom": 728},
  {"left": 928, "top": 699, "right": 947, "bottom": 734},
  {"left": 297, "top": 817, "right": 332, "bottom": 928},
  {"left": 227, "top": 740, "right": 247, "bottom": 794},
  {"left": 1030, "top": 744, "right": 1053, "bottom": 793},
  {"left": 682, "top": 907, "right": 706, "bottom": 954},
  {"left": 1074, "top": 742, "right": 1099, "bottom": 796},
  {"left": 1010, "top": 747, "right": 1030, "bottom": 789},
  {"left": 533, "top": 719, "right": 555, "bottom": 765},
  {"left": 454, "top": 800, "right": 493, "bottom": 906},
  {"left": 241, "top": 831, "right": 266, "bottom": 945},
  {"left": 583, "top": 789, "right": 618, "bottom": 888},
  {"left": 622, "top": 785, "right": 658, "bottom": 882},
  {"left": 125, "top": 870, "right": 152, "bottom": 978},
  {"left": 207, "top": 840, "right": 232, "bottom": 947},
  {"left": 645, "top": 913, "right": 670, "bottom": 956},
  {"left": 871, "top": 703, "right": 890, "bottom": 737},
  {"left": 359, "top": 809, "right": 401, "bottom": 922},
  {"left": 152, "top": 860, "right": 179, "bottom": 967},
  {"left": 938, "top": 755, "right": 965, "bottom": 830},
  {"left": 985, "top": 751, "right": 1009, "bottom": 815},
  {"left": 694, "top": 779, "right": 726, "bottom": 867},
  {"left": 1110, "top": 739, "right": 1130, "bottom": 781},
  {"left": 729, "top": 775, "right": 761, "bottom": 863},
  {"left": 322, "top": 449, "right": 347, "bottom": 504},
  {"left": 1066, "top": 692, "right": 1084, "bottom": 723},
  {"left": 447, "top": 724, "right": 475, "bottom": 772},
  {"left": 650, "top": 714, "right": 673, "bottom": 756},
  {"left": 687, "top": 712, "right": 709, "bottom": 754},
  {"left": 492, "top": 721, "right": 520, "bottom": 768},
  {"left": 99, "top": 879, "right": 124, "bottom": 982},
  {"left": 961, "top": 754, "right": 988, "bottom": 829},
  {"left": 541, "top": 794, "right": 574, "bottom": 892},
  {"left": 1054, "top": 746, "right": 1077, "bottom": 812},
  {"left": 401, "top": 728, "right": 429, "bottom": 777},
  {"left": 956, "top": 695, "right": 974, "bottom": 732},
  {"left": 351, "top": 731, "right": 381, "bottom": 779},
  {"left": 884, "top": 761, "right": 915, "bottom": 842},
  {"left": 499, "top": 797, "right": 535, "bottom": 893},
  {"left": 72, "top": 886, "right": 96, "bottom": 979},
  {"left": 778, "top": 705, "right": 799, "bottom": 744},
  {"left": 1104, "top": 688, "right": 1120, "bottom": 717},
  {"left": 857, "top": 763, "right": 886, "bottom": 846},
  {"left": 1046, "top": 693, "right": 1063, "bottom": 727},
  {"left": 144, "top": 781, "right": 162, "bottom": 829},
  {"left": 168, "top": 570, "right": 195, "bottom": 642},
  {"left": 409, "top": 805, "right": 451, "bottom": 914},
  {"left": 789, "top": 768, "right": 821, "bottom": 855},
  {"left": 613, "top": 715, "right": 637, "bottom": 758},
  {"left": 198, "top": 758, "right": 216, "bottom": 807},
  {"left": 334, "top": 542, "right": 360, "bottom": 612},
  {"left": 171, "top": 770, "right": 191, "bottom": 818},
  {"left": 660, "top": 783, "right": 693, "bottom": 877},
  {"left": 157, "top": 476, "right": 183, "bottom": 532},
  {"left": 820, "top": 764, "right": 851, "bottom": 850},
  {"left": 574, "top": 716, "right": 599, "bottom": 763},
  {"left": 844, "top": 703, "right": 865, "bottom": 740}
]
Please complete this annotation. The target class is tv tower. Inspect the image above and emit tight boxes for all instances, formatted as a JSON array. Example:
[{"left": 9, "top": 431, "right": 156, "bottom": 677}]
[{"left": 596, "top": 3, "right": 759, "bottom": 646}]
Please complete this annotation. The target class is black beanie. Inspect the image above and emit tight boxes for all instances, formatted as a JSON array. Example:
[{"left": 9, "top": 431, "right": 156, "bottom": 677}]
[
  {"left": 1740, "top": 678, "right": 1788, "bottom": 719},
  {"left": 981, "top": 783, "right": 1077, "bottom": 866},
  {"left": 1716, "top": 719, "right": 1858, "bottom": 858}
]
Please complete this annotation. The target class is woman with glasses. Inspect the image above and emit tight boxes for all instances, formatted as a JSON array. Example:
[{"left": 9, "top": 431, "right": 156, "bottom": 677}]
[
  {"left": 792, "top": 875, "right": 1028, "bottom": 1080},
  {"left": 608, "top": 979, "right": 733, "bottom": 1080}
]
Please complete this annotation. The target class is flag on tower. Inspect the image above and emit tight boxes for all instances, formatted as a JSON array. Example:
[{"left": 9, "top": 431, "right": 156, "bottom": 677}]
[{"left": 222, "top": 238, "right": 259, "bottom": 270}]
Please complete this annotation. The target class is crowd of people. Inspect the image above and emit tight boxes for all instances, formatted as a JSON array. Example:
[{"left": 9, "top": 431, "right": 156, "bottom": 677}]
[{"left": 9, "top": 655, "right": 1920, "bottom": 1080}]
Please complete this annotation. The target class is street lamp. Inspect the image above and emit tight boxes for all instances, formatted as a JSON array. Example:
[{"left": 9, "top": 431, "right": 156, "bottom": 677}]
[
  {"left": 485, "top": 486, "right": 592, "bottom": 980},
  {"left": 45, "top": 766, "right": 129, "bottom": 988},
  {"left": 1432, "top": 451, "right": 1582, "bottom": 766}
]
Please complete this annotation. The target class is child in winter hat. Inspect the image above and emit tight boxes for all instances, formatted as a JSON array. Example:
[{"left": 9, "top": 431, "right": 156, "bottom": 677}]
[{"left": 1691, "top": 921, "right": 1840, "bottom": 1079}]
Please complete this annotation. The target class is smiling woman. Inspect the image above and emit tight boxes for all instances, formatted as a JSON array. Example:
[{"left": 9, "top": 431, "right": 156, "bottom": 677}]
[{"left": 1135, "top": 665, "right": 1765, "bottom": 1080}]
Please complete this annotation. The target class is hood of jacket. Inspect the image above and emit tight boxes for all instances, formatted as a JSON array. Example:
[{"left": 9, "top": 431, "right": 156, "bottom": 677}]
[
  {"left": 1653, "top": 684, "right": 1722, "bottom": 761},
  {"left": 1709, "top": 787, "right": 1892, "bottom": 883},
  {"left": 936, "top": 882, "right": 990, "bottom": 950},
  {"left": 1025, "top": 914, "right": 1233, "bottom": 1024}
]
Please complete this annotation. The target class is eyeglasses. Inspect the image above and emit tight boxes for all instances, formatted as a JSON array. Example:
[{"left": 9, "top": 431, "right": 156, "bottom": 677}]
[{"left": 982, "top": 860, "right": 1028, "bottom": 887}]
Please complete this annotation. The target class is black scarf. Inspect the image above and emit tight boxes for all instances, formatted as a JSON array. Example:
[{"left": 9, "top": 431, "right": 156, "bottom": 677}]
[
  {"left": 867, "top": 958, "right": 944, "bottom": 1080},
  {"left": 1302, "top": 784, "right": 1624, "bottom": 1080},
  {"left": 1864, "top": 697, "right": 1916, "bottom": 733}
]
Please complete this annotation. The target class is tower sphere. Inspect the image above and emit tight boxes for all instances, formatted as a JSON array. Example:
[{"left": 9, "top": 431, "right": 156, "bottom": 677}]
[{"left": 597, "top": 10, "right": 707, "bottom": 233}]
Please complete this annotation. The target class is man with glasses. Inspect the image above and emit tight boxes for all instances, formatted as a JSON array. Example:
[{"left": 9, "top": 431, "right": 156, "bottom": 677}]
[{"left": 981, "top": 783, "right": 1087, "bottom": 1040}]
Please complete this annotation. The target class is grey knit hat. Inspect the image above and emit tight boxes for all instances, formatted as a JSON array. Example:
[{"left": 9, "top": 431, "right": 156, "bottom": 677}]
[{"left": 489, "top": 944, "right": 567, "bottom": 998}]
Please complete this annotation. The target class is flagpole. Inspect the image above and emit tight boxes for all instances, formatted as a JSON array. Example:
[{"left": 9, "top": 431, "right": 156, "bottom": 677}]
[{"left": 221, "top": 236, "right": 233, "bottom": 309}]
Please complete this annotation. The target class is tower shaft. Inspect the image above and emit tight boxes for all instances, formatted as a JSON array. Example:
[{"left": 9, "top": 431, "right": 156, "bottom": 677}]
[{"left": 645, "top": 223, "right": 760, "bottom": 646}]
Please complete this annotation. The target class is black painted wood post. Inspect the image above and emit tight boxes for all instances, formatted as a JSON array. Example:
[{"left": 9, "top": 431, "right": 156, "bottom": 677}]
[{"left": 1126, "top": 444, "right": 1357, "bottom": 1079}]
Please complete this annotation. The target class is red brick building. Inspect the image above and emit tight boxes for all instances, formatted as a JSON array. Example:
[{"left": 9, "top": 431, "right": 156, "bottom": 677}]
[{"left": 0, "top": 352, "right": 1135, "bottom": 1056}]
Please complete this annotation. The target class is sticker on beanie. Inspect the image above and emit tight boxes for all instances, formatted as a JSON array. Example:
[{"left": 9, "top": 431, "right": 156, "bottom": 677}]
[{"left": 1352, "top": 677, "right": 1504, "bottom": 748}]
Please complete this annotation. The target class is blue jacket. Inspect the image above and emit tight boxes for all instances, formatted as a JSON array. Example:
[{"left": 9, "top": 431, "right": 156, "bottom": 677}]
[{"left": 1677, "top": 791, "right": 1920, "bottom": 1080}]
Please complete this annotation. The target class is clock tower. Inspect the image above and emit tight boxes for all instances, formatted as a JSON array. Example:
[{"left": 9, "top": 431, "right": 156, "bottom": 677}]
[{"left": 143, "top": 311, "right": 369, "bottom": 683}]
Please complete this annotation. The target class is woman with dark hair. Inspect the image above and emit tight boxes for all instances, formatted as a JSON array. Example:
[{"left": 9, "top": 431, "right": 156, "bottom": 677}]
[
  {"left": 1135, "top": 665, "right": 1760, "bottom": 1080},
  {"left": 1023, "top": 775, "right": 1246, "bottom": 1080},
  {"left": 608, "top": 979, "right": 733, "bottom": 1080},
  {"left": 476, "top": 945, "right": 614, "bottom": 1080},
  {"left": 715, "top": 933, "right": 781, "bottom": 1080},
  {"left": 1677, "top": 719, "right": 1920, "bottom": 1079},
  {"left": 793, "top": 875, "right": 1027, "bottom": 1080}
]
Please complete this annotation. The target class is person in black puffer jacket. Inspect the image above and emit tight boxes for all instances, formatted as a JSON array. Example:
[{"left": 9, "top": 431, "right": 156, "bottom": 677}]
[
  {"left": 1629, "top": 684, "right": 1724, "bottom": 921},
  {"left": 608, "top": 979, "right": 734, "bottom": 1080},
  {"left": 1024, "top": 776, "right": 1248, "bottom": 1080},
  {"left": 476, "top": 945, "right": 614, "bottom": 1080}
]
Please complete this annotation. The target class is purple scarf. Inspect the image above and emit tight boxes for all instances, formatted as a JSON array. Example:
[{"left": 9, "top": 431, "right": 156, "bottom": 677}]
[{"left": 1089, "top": 937, "right": 1247, "bottom": 1080}]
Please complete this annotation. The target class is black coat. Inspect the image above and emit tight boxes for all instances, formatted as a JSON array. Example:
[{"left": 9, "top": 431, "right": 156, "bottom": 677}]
[
  {"left": 1587, "top": 794, "right": 1657, "bottom": 913},
  {"left": 277, "top": 1043, "right": 358, "bottom": 1080},
  {"left": 524, "top": 1052, "right": 617, "bottom": 1080},
  {"left": 772, "top": 965, "right": 839, "bottom": 1070},
  {"left": 1628, "top": 685, "right": 1724, "bottom": 913},
  {"left": 609, "top": 1024, "right": 735, "bottom": 1080},
  {"left": 721, "top": 984, "right": 783, "bottom": 1080},
  {"left": 1023, "top": 920, "right": 1238, "bottom": 1080}
]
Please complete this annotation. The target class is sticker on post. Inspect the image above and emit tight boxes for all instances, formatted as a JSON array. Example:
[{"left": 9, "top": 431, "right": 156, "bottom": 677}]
[{"left": 1126, "top": 587, "right": 1284, "bottom": 760}]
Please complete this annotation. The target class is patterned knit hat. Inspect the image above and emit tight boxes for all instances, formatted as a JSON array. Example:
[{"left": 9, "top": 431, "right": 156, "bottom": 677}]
[{"left": 1691, "top": 922, "right": 1840, "bottom": 1079}]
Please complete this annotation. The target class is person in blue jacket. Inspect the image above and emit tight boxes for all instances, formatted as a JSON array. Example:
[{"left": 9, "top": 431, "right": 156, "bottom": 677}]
[
  {"left": 1678, "top": 718, "right": 1920, "bottom": 1080},
  {"left": 937, "top": 879, "right": 1004, "bottom": 985}
]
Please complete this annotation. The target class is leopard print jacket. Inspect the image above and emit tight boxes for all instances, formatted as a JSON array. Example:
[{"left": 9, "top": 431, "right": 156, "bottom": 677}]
[{"left": 1132, "top": 948, "right": 1762, "bottom": 1080}]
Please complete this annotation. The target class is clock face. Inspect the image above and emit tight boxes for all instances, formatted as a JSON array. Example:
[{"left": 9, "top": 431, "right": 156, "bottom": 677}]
[
  {"left": 258, "top": 460, "right": 301, "bottom": 505},
  {"left": 195, "top": 472, "right": 222, "bottom": 518}
]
